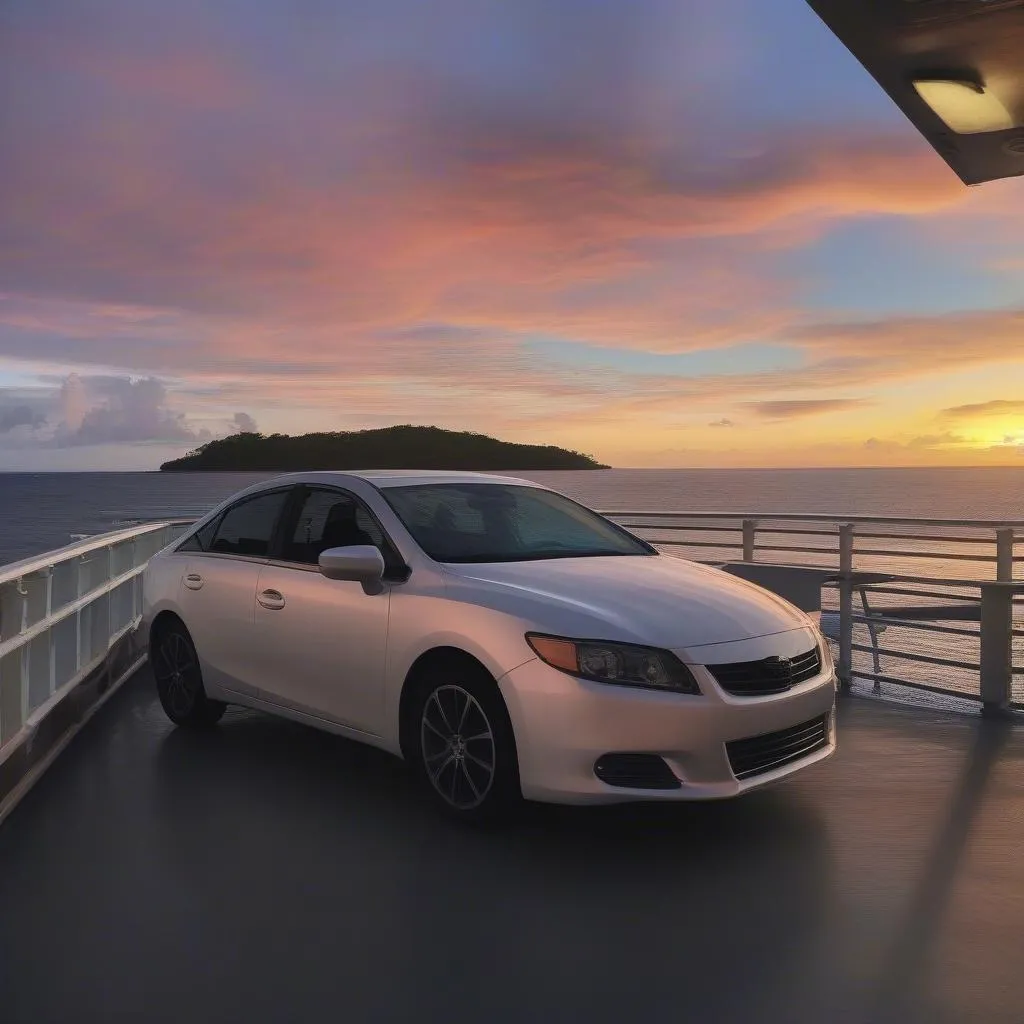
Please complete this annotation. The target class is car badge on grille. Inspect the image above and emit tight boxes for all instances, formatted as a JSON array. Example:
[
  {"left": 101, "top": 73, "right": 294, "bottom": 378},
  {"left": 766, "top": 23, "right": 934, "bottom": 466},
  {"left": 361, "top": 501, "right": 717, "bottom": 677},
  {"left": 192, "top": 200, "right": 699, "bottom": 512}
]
[{"left": 764, "top": 656, "right": 793, "bottom": 680}]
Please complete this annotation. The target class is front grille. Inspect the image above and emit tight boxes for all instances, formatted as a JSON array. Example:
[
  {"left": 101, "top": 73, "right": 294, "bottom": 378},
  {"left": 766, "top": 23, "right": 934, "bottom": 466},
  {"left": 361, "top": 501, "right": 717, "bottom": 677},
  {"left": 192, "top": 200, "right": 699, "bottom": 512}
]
[
  {"left": 726, "top": 714, "right": 830, "bottom": 781},
  {"left": 594, "top": 753, "right": 681, "bottom": 790},
  {"left": 706, "top": 646, "right": 821, "bottom": 697}
]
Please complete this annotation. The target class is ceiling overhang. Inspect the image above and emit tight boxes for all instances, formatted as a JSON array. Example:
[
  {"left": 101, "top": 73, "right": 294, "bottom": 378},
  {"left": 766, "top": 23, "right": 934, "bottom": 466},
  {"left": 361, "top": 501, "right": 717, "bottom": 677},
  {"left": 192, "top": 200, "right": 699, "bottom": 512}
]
[{"left": 806, "top": 0, "right": 1024, "bottom": 184}]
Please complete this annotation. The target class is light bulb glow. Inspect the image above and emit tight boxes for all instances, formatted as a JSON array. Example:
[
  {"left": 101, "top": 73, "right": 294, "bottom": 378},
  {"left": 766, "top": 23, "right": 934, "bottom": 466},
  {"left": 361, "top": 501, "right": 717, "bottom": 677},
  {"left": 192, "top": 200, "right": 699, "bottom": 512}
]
[{"left": 913, "top": 78, "right": 1015, "bottom": 135}]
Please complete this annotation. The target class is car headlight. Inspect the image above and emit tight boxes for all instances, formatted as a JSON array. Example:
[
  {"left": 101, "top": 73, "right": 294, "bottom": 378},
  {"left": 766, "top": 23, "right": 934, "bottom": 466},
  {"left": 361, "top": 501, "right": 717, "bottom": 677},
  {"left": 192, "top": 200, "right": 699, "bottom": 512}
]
[{"left": 526, "top": 634, "right": 700, "bottom": 694}]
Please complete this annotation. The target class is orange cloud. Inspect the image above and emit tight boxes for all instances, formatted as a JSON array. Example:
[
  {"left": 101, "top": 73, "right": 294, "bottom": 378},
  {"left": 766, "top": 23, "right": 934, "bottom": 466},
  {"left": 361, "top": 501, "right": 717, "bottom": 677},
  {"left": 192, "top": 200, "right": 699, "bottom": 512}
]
[
  {"left": 788, "top": 308, "right": 1024, "bottom": 386},
  {"left": 940, "top": 399, "right": 1024, "bottom": 420},
  {"left": 744, "top": 398, "right": 869, "bottom": 420}
]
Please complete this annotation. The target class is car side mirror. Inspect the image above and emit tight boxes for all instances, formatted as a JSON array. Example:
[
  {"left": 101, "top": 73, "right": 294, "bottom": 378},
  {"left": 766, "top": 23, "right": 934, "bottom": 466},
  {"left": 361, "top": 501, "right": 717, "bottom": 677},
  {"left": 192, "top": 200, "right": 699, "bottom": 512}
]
[{"left": 318, "top": 545, "right": 386, "bottom": 588}]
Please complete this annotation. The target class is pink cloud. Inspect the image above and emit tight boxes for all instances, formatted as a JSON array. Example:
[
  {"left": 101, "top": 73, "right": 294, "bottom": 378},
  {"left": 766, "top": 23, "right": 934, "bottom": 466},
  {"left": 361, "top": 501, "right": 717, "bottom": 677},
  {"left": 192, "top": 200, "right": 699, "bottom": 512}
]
[
  {"left": 0, "top": 5, "right": 970, "bottom": 363},
  {"left": 0, "top": 123, "right": 970, "bottom": 378}
]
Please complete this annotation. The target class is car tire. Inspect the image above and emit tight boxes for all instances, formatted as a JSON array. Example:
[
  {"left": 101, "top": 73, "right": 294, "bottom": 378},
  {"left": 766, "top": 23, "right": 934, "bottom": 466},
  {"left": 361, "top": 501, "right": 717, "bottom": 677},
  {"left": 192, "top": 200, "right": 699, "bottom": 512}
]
[
  {"left": 410, "top": 659, "right": 521, "bottom": 824},
  {"left": 151, "top": 620, "right": 226, "bottom": 728}
]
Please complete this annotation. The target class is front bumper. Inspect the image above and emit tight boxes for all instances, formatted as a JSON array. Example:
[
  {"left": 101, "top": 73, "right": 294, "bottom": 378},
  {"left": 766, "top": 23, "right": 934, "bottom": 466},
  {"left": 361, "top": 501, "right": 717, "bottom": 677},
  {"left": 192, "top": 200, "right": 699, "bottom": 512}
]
[{"left": 497, "top": 632, "right": 837, "bottom": 805}]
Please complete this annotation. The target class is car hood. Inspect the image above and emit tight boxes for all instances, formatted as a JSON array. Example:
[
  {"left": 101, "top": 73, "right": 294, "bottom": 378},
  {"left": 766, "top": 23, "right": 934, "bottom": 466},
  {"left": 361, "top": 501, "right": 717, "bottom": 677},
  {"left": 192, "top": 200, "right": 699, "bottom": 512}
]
[{"left": 444, "top": 554, "right": 812, "bottom": 649}]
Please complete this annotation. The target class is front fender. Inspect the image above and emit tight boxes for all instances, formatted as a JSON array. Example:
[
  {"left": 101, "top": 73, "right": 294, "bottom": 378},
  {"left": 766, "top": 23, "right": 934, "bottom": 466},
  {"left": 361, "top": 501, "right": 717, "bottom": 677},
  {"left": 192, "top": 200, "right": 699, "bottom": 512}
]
[{"left": 381, "top": 588, "right": 539, "bottom": 752}]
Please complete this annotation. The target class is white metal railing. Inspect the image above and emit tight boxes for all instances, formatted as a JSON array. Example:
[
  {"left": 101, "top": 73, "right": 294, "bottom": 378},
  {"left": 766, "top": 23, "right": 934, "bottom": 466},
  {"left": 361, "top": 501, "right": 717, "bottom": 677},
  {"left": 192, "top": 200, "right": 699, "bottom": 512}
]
[
  {"left": 0, "top": 510, "right": 1020, "bottom": 766},
  {"left": 0, "top": 520, "right": 193, "bottom": 763},
  {"left": 600, "top": 511, "right": 1024, "bottom": 713}
]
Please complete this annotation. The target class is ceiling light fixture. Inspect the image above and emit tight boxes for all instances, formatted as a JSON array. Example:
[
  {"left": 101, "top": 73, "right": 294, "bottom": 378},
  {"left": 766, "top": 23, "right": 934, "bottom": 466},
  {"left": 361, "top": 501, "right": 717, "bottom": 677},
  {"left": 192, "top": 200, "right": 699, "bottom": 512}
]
[{"left": 912, "top": 76, "right": 1016, "bottom": 133}]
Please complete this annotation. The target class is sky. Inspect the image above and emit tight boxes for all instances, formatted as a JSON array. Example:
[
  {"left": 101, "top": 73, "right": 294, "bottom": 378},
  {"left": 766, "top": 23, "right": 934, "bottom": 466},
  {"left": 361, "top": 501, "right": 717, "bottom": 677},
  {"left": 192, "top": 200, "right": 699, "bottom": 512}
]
[{"left": 1, "top": 0, "right": 1023, "bottom": 470}]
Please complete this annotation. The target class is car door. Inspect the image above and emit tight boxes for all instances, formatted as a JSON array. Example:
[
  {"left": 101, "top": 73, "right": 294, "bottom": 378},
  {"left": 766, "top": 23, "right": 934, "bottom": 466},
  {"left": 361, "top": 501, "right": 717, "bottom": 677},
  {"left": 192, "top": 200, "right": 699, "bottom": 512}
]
[
  {"left": 250, "top": 486, "right": 396, "bottom": 736},
  {"left": 175, "top": 487, "right": 293, "bottom": 697}
]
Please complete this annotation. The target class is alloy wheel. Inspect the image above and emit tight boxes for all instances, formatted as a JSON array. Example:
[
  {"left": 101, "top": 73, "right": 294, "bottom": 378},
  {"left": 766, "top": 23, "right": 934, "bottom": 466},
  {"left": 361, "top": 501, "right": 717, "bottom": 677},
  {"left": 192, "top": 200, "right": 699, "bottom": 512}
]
[
  {"left": 419, "top": 684, "right": 496, "bottom": 811},
  {"left": 154, "top": 632, "right": 199, "bottom": 719}
]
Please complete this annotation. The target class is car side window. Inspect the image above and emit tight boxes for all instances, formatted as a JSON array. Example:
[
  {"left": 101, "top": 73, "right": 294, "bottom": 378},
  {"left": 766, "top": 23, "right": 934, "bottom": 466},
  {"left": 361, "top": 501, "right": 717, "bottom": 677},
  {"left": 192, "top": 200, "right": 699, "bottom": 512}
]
[
  {"left": 282, "top": 489, "right": 389, "bottom": 566},
  {"left": 205, "top": 490, "right": 290, "bottom": 558},
  {"left": 176, "top": 517, "right": 221, "bottom": 553}
]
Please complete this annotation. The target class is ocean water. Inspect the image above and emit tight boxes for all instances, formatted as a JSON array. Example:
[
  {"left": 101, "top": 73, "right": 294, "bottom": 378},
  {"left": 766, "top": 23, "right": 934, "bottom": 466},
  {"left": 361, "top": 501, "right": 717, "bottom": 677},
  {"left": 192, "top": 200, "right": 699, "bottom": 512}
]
[{"left": 1, "top": 466, "right": 1022, "bottom": 567}]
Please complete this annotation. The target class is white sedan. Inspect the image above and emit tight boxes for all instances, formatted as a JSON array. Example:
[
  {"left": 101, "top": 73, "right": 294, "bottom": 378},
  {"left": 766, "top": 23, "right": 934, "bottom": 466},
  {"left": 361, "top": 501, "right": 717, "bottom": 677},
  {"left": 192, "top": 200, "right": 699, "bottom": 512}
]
[{"left": 143, "top": 471, "right": 836, "bottom": 821}]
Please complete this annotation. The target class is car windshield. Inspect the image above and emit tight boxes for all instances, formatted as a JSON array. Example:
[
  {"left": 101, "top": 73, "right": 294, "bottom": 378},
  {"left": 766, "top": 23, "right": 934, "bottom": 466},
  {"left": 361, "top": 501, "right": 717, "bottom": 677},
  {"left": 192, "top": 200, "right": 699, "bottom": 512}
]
[{"left": 382, "top": 483, "right": 655, "bottom": 564}]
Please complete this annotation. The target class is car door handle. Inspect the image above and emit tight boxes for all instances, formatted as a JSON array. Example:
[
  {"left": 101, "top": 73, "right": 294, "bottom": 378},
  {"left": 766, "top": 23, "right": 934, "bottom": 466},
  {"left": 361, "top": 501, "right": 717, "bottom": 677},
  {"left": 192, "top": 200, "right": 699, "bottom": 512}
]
[
  {"left": 257, "top": 588, "right": 286, "bottom": 610},
  {"left": 183, "top": 573, "right": 204, "bottom": 591}
]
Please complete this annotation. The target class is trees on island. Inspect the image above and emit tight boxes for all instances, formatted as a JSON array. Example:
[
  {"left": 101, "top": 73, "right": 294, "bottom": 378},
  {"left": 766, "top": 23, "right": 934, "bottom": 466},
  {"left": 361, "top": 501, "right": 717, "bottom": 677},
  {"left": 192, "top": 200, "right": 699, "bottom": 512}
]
[{"left": 160, "top": 424, "right": 607, "bottom": 472}]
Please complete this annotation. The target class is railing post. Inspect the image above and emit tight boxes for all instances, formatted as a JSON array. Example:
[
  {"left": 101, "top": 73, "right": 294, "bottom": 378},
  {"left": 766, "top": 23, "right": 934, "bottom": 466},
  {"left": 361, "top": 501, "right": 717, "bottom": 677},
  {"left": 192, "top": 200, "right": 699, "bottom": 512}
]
[
  {"left": 837, "top": 524, "right": 855, "bottom": 692},
  {"left": 44, "top": 567, "right": 56, "bottom": 698},
  {"left": 17, "top": 577, "right": 29, "bottom": 734},
  {"left": 76, "top": 555, "right": 86, "bottom": 672},
  {"left": 979, "top": 582, "right": 1013, "bottom": 717},
  {"left": 742, "top": 519, "right": 758, "bottom": 562},
  {"left": 105, "top": 542, "right": 113, "bottom": 652},
  {"left": 995, "top": 527, "right": 1014, "bottom": 583}
]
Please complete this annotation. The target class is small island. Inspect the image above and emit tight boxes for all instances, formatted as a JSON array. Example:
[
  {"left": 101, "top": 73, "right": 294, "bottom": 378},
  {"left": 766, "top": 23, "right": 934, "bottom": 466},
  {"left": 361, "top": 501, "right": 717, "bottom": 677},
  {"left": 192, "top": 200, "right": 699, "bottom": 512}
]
[{"left": 159, "top": 425, "right": 608, "bottom": 472}]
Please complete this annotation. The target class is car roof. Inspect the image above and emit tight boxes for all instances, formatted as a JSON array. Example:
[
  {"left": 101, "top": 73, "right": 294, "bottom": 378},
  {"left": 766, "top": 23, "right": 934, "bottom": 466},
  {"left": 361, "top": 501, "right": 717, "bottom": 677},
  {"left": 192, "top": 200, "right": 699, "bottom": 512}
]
[{"left": 258, "top": 469, "right": 544, "bottom": 490}]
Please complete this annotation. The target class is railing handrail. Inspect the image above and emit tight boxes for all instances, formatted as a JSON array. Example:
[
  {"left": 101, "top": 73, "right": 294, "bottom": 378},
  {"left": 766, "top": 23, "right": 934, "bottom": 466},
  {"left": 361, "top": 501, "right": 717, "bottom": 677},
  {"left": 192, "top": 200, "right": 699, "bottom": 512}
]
[
  {"left": 1, "top": 519, "right": 195, "bottom": 789},
  {"left": 3, "top": 511, "right": 1016, "bottom": 581},
  {"left": 0, "top": 519, "right": 196, "bottom": 584},
  {"left": 0, "top": 509, "right": 1017, "bottom": 730},
  {"left": 599, "top": 511, "right": 1024, "bottom": 529},
  {"left": 597, "top": 509, "right": 1020, "bottom": 711}
]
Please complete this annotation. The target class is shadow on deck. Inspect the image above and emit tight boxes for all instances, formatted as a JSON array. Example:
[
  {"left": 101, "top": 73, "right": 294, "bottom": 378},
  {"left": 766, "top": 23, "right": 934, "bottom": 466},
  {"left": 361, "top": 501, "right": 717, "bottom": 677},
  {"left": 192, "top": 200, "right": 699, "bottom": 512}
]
[{"left": 1, "top": 667, "right": 1023, "bottom": 1024}]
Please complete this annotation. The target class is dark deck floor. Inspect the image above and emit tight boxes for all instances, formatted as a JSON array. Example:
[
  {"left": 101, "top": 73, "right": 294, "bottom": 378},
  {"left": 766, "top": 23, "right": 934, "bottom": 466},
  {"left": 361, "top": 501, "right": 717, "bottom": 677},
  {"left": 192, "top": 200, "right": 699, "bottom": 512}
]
[{"left": 2, "top": 668, "right": 1023, "bottom": 1024}]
